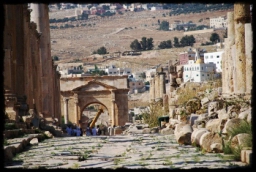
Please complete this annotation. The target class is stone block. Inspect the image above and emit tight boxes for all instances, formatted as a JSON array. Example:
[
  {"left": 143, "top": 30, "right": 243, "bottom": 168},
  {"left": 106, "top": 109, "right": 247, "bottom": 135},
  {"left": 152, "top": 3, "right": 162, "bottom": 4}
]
[
  {"left": 199, "top": 132, "right": 222, "bottom": 153},
  {"left": 160, "top": 128, "right": 174, "bottom": 135},
  {"left": 189, "top": 114, "right": 199, "bottom": 126},
  {"left": 30, "top": 138, "right": 38, "bottom": 145},
  {"left": 241, "top": 149, "right": 252, "bottom": 164}
]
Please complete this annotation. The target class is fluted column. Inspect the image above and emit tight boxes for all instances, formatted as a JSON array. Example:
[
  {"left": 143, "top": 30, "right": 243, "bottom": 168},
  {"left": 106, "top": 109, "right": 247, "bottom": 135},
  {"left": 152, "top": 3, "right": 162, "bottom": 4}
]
[
  {"left": 245, "top": 23, "right": 252, "bottom": 95},
  {"left": 234, "top": 3, "right": 251, "bottom": 94},
  {"left": 63, "top": 98, "right": 69, "bottom": 124}
]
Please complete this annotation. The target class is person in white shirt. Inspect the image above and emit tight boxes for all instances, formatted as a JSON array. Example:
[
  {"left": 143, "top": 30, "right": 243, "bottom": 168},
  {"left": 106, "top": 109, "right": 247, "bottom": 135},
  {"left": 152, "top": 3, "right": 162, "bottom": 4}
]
[{"left": 91, "top": 126, "right": 97, "bottom": 136}]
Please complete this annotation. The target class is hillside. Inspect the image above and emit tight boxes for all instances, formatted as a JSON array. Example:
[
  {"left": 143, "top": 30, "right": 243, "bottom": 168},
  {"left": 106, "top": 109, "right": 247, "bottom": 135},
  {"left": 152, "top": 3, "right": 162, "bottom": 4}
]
[{"left": 50, "top": 8, "right": 230, "bottom": 60}]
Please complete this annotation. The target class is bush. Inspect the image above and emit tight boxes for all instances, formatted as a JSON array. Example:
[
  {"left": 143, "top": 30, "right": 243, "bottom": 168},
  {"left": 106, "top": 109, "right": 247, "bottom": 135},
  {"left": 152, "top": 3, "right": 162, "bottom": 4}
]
[{"left": 141, "top": 101, "right": 166, "bottom": 128}]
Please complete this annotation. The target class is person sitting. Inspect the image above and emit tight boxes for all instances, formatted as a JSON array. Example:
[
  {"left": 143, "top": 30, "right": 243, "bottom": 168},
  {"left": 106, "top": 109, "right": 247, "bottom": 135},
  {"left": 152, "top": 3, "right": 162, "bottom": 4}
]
[
  {"left": 92, "top": 126, "right": 97, "bottom": 136},
  {"left": 86, "top": 126, "right": 92, "bottom": 136},
  {"left": 76, "top": 127, "right": 81, "bottom": 136}
]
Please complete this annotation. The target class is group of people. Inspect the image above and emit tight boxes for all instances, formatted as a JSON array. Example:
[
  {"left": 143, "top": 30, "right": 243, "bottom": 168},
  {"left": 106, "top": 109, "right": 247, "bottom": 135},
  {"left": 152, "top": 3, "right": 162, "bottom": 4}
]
[
  {"left": 86, "top": 125, "right": 102, "bottom": 136},
  {"left": 65, "top": 125, "right": 83, "bottom": 136}
]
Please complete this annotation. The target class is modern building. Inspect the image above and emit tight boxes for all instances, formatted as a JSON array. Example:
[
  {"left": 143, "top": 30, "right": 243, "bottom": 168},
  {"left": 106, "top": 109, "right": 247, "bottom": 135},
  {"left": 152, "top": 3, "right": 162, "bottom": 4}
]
[
  {"left": 104, "top": 65, "right": 131, "bottom": 76},
  {"left": 179, "top": 48, "right": 206, "bottom": 65},
  {"left": 57, "top": 63, "right": 84, "bottom": 75},
  {"left": 145, "top": 68, "right": 156, "bottom": 82},
  {"left": 183, "top": 59, "right": 216, "bottom": 83},
  {"left": 128, "top": 78, "right": 145, "bottom": 94},
  {"left": 203, "top": 51, "right": 223, "bottom": 73},
  {"left": 210, "top": 16, "right": 227, "bottom": 29}
]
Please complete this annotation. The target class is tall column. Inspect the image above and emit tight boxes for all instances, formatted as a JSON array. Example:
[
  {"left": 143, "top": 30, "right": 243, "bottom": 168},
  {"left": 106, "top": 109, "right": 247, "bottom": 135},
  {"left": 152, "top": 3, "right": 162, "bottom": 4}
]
[
  {"left": 74, "top": 97, "right": 78, "bottom": 125},
  {"left": 111, "top": 100, "right": 115, "bottom": 126},
  {"left": 63, "top": 98, "right": 69, "bottom": 124},
  {"left": 155, "top": 75, "right": 159, "bottom": 99},
  {"left": 150, "top": 79, "right": 155, "bottom": 102},
  {"left": 227, "top": 12, "right": 235, "bottom": 95},
  {"left": 245, "top": 23, "right": 252, "bottom": 95},
  {"left": 159, "top": 73, "right": 165, "bottom": 98},
  {"left": 222, "top": 38, "right": 228, "bottom": 96},
  {"left": 30, "top": 3, "right": 54, "bottom": 117},
  {"left": 234, "top": 3, "right": 251, "bottom": 94},
  {"left": 232, "top": 45, "right": 236, "bottom": 93}
]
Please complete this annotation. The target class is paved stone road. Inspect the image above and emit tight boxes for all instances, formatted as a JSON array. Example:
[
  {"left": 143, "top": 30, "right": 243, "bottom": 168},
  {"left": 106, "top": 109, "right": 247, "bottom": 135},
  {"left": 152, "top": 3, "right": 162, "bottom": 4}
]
[{"left": 5, "top": 134, "right": 249, "bottom": 169}]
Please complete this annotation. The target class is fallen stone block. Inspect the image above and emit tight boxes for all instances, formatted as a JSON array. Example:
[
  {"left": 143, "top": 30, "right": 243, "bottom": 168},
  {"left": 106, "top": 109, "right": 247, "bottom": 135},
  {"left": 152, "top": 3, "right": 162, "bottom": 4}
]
[
  {"left": 217, "top": 108, "right": 229, "bottom": 121},
  {"left": 189, "top": 114, "right": 199, "bottom": 126},
  {"left": 241, "top": 149, "right": 251, "bottom": 163},
  {"left": 210, "top": 143, "right": 223, "bottom": 153},
  {"left": 205, "top": 119, "right": 222, "bottom": 133},
  {"left": 238, "top": 108, "right": 251, "bottom": 120},
  {"left": 199, "top": 132, "right": 222, "bottom": 153},
  {"left": 191, "top": 128, "right": 208, "bottom": 146},
  {"left": 160, "top": 128, "right": 174, "bottom": 135},
  {"left": 174, "top": 123, "right": 193, "bottom": 145},
  {"left": 222, "top": 118, "right": 247, "bottom": 135},
  {"left": 142, "top": 128, "right": 151, "bottom": 134},
  {"left": 30, "top": 138, "right": 38, "bottom": 145},
  {"left": 231, "top": 133, "right": 251, "bottom": 149}
]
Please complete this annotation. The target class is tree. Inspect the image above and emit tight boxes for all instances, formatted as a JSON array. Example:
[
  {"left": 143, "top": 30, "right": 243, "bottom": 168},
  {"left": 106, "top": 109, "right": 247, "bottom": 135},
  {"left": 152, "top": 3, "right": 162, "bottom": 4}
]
[
  {"left": 130, "top": 39, "right": 142, "bottom": 51},
  {"left": 159, "top": 20, "right": 169, "bottom": 31},
  {"left": 173, "top": 37, "right": 180, "bottom": 47},
  {"left": 52, "top": 55, "right": 59, "bottom": 61},
  {"left": 158, "top": 40, "right": 172, "bottom": 49},
  {"left": 140, "top": 72, "right": 146, "bottom": 79},
  {"left": 210, "top": 33, "right": 220, "bottom": 43},
  {"left": 146, "top": 38, "right": 154, "bottom": 50},
  {"left": 180, "top": 35, "right": 195, "bottom": 47},
  {"left": 97, "top": 47, "right": 107, "bottom": 54},
  {"left": 140, "top": 37, "right": 147, "bottom": 51}
]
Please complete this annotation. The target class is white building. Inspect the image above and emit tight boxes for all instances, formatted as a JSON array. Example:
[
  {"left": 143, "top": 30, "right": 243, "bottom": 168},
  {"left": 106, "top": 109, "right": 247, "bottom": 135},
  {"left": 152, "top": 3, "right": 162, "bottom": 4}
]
[
  {"left": 183, "top": 59, "right": 216, "bottom": 83},
  {"left": 210, "top": 16, "right": 227, "bottom": 29},
  {"left": 150, "top": 5, "right": 163, "bottom": 11},
  {"left": 204, "top": 51, "right": 223, "bottom": 73},
  {"left": 57, "top": 63, "right": 84, "bottom": 76},
  {"left": 104, "top": 65, "right": 131, "bottom": 76},
  {"left": 145, "top": 68, "right": 156, "bottom": 82}
]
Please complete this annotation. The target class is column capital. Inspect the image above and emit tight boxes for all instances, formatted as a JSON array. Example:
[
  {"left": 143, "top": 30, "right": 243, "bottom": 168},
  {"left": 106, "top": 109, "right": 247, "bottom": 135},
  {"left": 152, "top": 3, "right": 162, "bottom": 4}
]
[{"left": 63, "top": 97, "right": 69, "bottom": 102}]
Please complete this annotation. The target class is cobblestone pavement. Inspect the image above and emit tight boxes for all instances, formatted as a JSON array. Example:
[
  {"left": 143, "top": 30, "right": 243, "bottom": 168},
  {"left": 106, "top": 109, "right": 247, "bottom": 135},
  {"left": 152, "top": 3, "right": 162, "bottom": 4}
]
[{"left": 5, "top": 134, "right": 249, "bottom": 169}]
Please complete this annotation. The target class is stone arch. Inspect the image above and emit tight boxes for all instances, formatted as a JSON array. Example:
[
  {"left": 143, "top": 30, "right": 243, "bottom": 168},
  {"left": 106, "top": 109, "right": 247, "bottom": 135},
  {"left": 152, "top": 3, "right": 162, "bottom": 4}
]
[{"left": 60, "top": 78, "right": 129, "bottom": 128}]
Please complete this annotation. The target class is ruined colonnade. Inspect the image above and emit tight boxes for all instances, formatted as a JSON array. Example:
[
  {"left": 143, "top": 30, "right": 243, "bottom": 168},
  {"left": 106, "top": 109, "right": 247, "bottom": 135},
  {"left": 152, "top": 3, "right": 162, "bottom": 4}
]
[
  {"left": 221, "top": 3, "right": 252, "bottom": 99},
  {"left": 4, "top": 4, "right": 61, "bottom": 124},
  {"left": 149, "top": 67, "right": 166, "bottom": 102}
]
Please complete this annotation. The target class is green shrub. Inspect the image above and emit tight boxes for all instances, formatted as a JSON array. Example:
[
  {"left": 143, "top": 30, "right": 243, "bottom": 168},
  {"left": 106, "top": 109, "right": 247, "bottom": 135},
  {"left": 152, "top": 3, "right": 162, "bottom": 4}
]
[{"left": 141, "top": 101, "right": 166, "bottom": 128}]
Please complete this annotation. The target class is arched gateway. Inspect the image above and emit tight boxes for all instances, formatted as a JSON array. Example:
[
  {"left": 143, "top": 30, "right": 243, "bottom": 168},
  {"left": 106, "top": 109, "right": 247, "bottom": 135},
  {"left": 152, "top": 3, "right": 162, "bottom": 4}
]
[{"left": 60, "top": 75, "right": 129, "bottom": 127}]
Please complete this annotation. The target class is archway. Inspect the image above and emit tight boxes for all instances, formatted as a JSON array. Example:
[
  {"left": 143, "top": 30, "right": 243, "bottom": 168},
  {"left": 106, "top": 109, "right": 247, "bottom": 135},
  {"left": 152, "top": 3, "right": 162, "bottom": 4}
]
[
  {"left": 80, "top": 102, "right": 109, "bottom": 132},
  {"left": 60, "top": 77, "right": 129, "bottom": 127}
]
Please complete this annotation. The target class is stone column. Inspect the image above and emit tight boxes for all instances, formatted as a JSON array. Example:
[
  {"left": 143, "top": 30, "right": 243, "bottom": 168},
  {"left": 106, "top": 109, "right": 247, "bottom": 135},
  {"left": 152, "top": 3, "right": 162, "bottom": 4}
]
[
  {"left": 74, "top": 97, "right": 78, "bottom": 125},
  {"left": 245, "top": 23, "right": 252, "bottom": 95},
  {"left": 159, "top": 72, "right": 166, "bottom": 98},
  {"left": 231, "top": 45, "right": 236, "bottom": 93},
  {"left": 227, "top": 12, "right": 235, "bottom": 95},
  {"left": 221, "top": 50, "right": 226, "bottom": 95},
  {"left": 30, "top": 3, "right": 54, "bottom": 117},
  {"left": 149, "top": 79, "right": 155, "bottom": 102},
  {"left": 155, "top": 75, "right": 160, "bottom": 99},
  {"left": 111, "top": 100, "right": 115, "bottom": 126},
  {"left": 63, "top": 98, "right": 69, "bottom": 124},
  {"left": 234, "top": 3, "right": 251, "bottom": 94}
]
